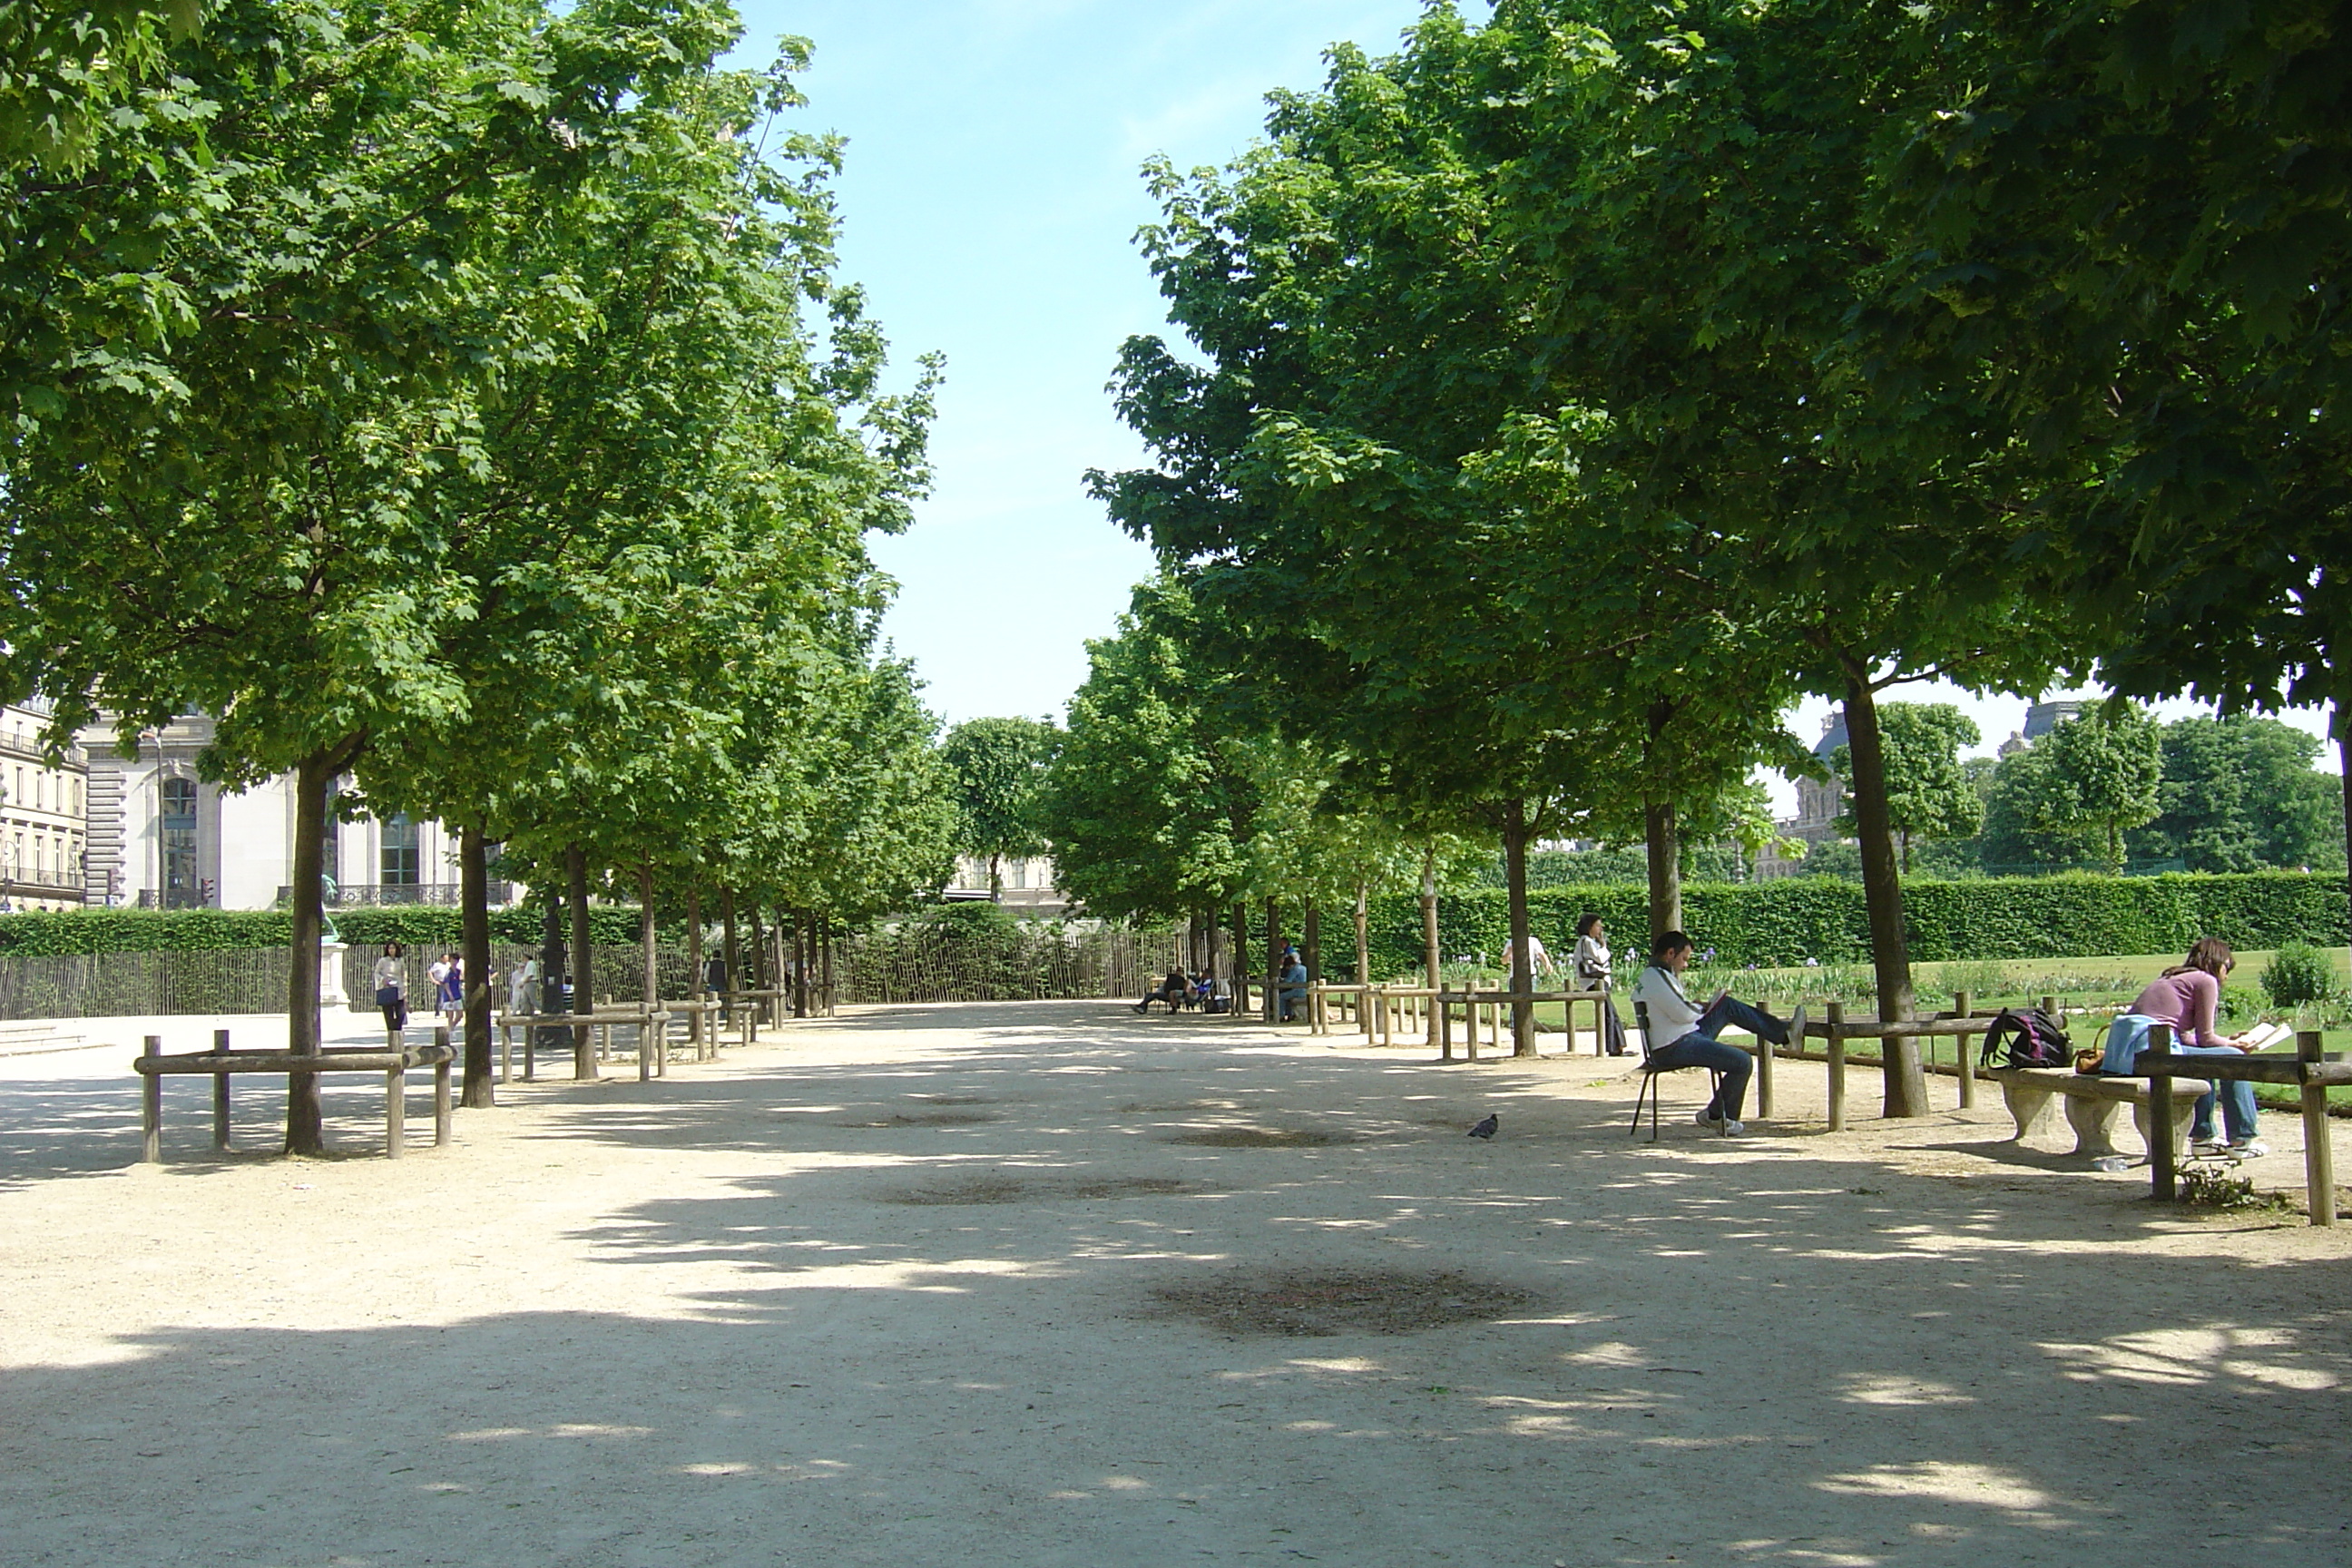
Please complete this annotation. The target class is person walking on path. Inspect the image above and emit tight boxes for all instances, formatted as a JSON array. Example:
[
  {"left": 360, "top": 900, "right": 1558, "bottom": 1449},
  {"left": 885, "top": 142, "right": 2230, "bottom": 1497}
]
[
  {"left": 1573, "top": 912, "right": 1629, "bottom": 1056},
  {"left": 1631, "top": 930, "right": 1791, "bottom": 1134},
  {"left": 508, "top": 956, "right": 539, "bottom": 1017},
  {"left": 435, "top": 953, "right": 464, "bottom": 1029},
  {"left": 373, "top": 943, "right": 409, "bottom": 1036}
]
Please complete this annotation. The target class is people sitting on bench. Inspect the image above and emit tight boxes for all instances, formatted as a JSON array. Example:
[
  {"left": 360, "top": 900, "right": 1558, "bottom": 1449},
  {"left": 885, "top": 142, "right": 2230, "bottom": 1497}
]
[
  {"left": 1630, "top": 930, "right": 1790, "bottom": 1135},
  {"left": 1277, "top": 954, "right": 1309, "bottom": 1022},
  {"left": 1135, "top": 969, "right": 1191, "bottom": 1014},
  {"left": 2099, "top": 936, "right": 2267, "bottom": 1158}
]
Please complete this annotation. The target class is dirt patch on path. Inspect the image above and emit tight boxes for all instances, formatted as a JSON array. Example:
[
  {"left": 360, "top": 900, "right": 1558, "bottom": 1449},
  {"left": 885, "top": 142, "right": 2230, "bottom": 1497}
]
[
  {"left": 1148, "top": 1268, "right": 1538, "bottom": 1337},
  {"left": 885, "top": 1174, "right": 1196, "bottom": 1206}
]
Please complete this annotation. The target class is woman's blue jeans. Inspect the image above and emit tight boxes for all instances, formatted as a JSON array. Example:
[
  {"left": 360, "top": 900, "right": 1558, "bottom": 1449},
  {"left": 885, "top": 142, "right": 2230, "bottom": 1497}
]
[{"left": 2170, "top": 1043, "right": 2259, "bottom": 1142}]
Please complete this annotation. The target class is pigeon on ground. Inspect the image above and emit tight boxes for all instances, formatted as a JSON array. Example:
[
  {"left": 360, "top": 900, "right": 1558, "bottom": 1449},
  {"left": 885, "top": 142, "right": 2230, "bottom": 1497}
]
[{"left": 1467, "top": 1113, "right": 1498, "bottom": 1140}]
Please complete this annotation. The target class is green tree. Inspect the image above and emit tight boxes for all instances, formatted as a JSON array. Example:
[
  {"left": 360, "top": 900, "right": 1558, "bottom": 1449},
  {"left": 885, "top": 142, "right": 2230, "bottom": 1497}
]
[
  {"left": 941, "top": 717, "right": 1058, "bottom": 896},
  {"left": 1978, "top": 746, "right": 2096, "bottom": 873},
  {"left": 1830, "top": 703, "right": 1984, "bottom": 872},
  {"left": 2028, "top": 707, "right": 2164, "bottom": 868},
  {"left": 3, "top": 0, "right": 205, "bottom": 170},
  {"left": 2131, "top": 715, "right": 2345, "bottom": 873},
  {"left": 3, "top": 0, "right": 745, "bottom": 1149},
  {"left": 1854, "top": 0, "right": 2352, "bottom": 887},
  {"left": 1042, "top": 579, "right": 1259, "bottom": 929}
]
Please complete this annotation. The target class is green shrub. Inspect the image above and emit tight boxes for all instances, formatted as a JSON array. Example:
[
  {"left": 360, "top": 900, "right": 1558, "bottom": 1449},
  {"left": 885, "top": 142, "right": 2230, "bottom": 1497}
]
[
  {"left": 0, "top": 904, "right": 645, "bottom": 956},
  {"left": 1362, "top": 871, "right": 2347, "bottom": 977},
  {"left": 2261, "top": 942, "right": 2344, "bottom": 1008}
]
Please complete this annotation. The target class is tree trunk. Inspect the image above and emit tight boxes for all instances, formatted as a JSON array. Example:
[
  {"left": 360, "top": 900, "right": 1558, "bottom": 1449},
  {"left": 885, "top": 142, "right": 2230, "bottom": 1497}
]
[
  {"left": 722, "top": 887, "right": 740, "bottom": 1005},
  {"left": 1230, "top": 903, "right": 1250, "bottom": 1017},
  {"left": 792, "top": 914, "right": 810, "bottom": 1018},
  {"left": 686, "top": 884, "right": 703, "bottom": 1043},
  {"left": 1505, "top": 799, "right": 1536, "bottom": 1057},
  {"left": 537, "top": 880, "right": 565, "bottom": 1062},
  {"left": 2337, "top": 697, "right": 2350, "bottom": 928},
  {"left": 1421, "top": 847, "right": 1442, "bottom": 1046},
  {"left": 987, "top": 852, "right": 1002, "bottom": 898},
  {"left": 637, "top": 862, "right": 659, "bottom": 1020},
  {"left": 748, "top": 907, "right": 767, "bottom": 991},
  {"left": 567, "top": 842, "right": 595, "bottom": 1081},
  {"left": 1263, "top": 898, "right": 1279, "bottom": 1022},
  {"left": 1302, "top": 903, "right": 1321, "bottom": 986},
  {"left": 1644, "top": 799, "right": 1681, "bottom": 944},
  {"left": 1901, "top": 828, "right": 1913, "bottom": 875},
  {"left": 819, "top": 921, "right": 834, "bottom": 1015},
  {"left": 283, "top": 743, "right": 351, "bottom": 1154},
  {"left": 1353, "top": 880, "right": 1371, "bottom": 985},
  {"left": 459, "top": 822, "right": 494, "bottom": 1109},
  {"left": 1839, "top": 671, "right": 1926, "bottom": 1116}
]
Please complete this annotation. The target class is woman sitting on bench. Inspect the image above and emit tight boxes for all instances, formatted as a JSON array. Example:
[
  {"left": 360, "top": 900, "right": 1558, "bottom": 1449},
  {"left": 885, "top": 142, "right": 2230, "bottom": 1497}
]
[{"left": 2099, "top": 936, "right": 2266, "bottom": 1158}]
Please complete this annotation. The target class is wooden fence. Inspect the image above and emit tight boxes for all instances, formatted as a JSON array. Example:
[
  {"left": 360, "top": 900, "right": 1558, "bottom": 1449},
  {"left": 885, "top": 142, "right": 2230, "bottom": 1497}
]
[{"left": 830, "top": 924, "right": 1181, "bottom": 1004}]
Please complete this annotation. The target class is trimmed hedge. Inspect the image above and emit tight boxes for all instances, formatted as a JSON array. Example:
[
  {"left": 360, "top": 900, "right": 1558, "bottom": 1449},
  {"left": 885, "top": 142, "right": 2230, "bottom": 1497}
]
[
  {"left": 0, "top": 905, "right": 646, "bottom": 956},
  {"left": 1364, "top": 872, "right": 2349, "bottom": 976}
]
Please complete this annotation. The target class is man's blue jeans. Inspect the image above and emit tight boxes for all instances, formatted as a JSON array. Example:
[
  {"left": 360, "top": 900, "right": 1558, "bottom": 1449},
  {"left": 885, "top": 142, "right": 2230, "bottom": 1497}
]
[
  {"left": 2170, "top": 1042, "right": 2259, "bottom": 1142},
  {"left": 1697, "top": 994, "right": 1789, "bottom": 1047},
  {"left": 1650, "top": 1034, "right": 1755, "bottom": 1122}
]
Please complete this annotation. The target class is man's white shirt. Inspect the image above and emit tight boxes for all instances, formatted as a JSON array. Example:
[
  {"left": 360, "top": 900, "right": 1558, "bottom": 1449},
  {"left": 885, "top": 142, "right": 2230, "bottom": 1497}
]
[{"left": 1631, "top": 964, "right": 1702, "bottom": 1044}]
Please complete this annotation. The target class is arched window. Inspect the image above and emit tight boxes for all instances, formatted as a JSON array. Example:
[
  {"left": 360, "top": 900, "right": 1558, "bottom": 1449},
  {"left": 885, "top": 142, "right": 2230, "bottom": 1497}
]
[{"left": 162, "top": 778, "right": 198, "bottom": 907}]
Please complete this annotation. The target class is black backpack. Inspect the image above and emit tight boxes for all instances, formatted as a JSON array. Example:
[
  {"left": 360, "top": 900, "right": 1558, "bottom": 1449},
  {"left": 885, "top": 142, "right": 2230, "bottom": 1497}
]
[{"left": 1977, "top": 1006, "right": 2072, "bottom": 1070}]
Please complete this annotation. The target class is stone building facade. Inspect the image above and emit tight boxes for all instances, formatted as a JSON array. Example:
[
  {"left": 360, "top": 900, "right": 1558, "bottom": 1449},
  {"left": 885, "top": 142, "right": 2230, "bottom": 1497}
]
[
  {"left": 0, "top": 701, "right": 89, "bottom": 912},
  {"left": 79, "top": 714, "right": 469, "bottom": 910}
]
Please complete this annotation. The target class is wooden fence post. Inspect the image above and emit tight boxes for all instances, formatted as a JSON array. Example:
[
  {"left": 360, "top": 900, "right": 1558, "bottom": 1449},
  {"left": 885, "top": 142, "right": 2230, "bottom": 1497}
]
[
  {"left": 386, "top": 1058, "right": 407, "bottom": 1160},
  {"left": 2299, "top": 1030, "right": 2336, "bottom": 1228},
  {"left": 212, "top": 1028, "right": 232, "bottom": 1151},
  {"left": 1756, "top": 1003, "right": 1775, "bottom": 1121},
  {"left": 2147, "top": 1022, "right": 2176, "bottom": 1201},
  {"left": 141, "top": 1035, "right": 162, "bottom": 1163},
  {"left": 1439, "top": 989, "right": 1453, "bottom": 1062},
  {"left": 435, "top": 1051, "right": 453, "bottom": 1147},
  {"left": 1825, "top": 1002, "right": 1846, "bottom": 1132},
  {"left": 1953, "top": 991, "right": 1975, "bottom": 1110}
]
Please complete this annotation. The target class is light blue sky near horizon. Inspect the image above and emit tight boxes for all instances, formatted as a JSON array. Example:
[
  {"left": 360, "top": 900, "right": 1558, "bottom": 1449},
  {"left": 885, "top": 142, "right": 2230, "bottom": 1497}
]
[{"left": 730, "top": 3, "right": 2338, "bottom": 810}]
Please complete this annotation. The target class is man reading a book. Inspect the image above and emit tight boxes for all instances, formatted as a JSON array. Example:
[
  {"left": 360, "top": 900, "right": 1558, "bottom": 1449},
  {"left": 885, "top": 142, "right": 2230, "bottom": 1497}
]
[{"left": 1631, "top": 930, "right": 1794, "bottom": 1134}]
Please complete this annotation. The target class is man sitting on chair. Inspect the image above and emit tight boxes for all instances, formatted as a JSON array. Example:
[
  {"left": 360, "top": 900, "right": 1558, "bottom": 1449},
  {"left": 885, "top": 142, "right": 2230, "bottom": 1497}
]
[{"left": 1630, "top": 930, "right": 1790, "bottom": 1135}]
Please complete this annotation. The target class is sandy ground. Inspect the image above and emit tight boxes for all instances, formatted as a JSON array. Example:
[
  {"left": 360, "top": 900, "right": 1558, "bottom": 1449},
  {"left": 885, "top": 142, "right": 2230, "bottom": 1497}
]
[{"left": 1, "top": 1000, "right": 2347, "bottom": 1568}]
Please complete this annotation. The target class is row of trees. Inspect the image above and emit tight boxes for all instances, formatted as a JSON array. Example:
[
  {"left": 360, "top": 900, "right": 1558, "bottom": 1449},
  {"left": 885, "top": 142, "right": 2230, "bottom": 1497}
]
[
  {"left": 1068, "top": 0, "right": 2349, "bottom": 1116},
  {"left": 4, "top": 0, "right": 961, "bottom": 1147},
  {"left": 1819, "top": 706, "right": 2347, "bottom": 878}
]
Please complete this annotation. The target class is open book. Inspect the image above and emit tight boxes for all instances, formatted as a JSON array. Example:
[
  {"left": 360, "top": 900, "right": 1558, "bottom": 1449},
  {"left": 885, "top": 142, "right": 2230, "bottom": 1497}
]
[{"left": 2237, "top": 1020, "right": 2294, "bottom": 1054}]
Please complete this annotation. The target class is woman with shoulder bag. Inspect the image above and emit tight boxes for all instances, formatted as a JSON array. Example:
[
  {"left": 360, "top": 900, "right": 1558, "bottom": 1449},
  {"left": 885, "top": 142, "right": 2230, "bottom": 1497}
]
[
  {"left": 1574, "top": 912, "right": 1630, "bottom": 1057},
  {"left": 374, "top": 942, "right": 409, "bottom": 1037}
]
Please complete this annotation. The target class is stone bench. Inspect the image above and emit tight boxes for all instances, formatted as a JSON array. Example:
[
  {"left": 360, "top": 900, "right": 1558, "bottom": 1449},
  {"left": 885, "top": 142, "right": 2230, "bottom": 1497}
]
[{"left": 1983, "top": 1066, "right": 2212, "bottom": 1158}]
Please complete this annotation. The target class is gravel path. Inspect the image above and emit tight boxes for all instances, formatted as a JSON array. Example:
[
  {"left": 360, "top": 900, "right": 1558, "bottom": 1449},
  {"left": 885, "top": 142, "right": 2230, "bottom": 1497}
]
[{"left": 2, "top": 999, "right": 2347, "bottom": 1566}]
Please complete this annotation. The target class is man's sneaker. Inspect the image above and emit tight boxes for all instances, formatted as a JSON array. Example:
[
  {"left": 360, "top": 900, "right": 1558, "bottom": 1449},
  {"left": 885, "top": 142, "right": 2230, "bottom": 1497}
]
[
  {"left": 1695, "top": 1109, "right": 1746, "bottom": 1135},
  {"left": 1785, "top": 1004, "right": 1808, "bottom": 1052},
  {"left": 2230, "top": 1138, "right": 2270, "bottom": 1159}
]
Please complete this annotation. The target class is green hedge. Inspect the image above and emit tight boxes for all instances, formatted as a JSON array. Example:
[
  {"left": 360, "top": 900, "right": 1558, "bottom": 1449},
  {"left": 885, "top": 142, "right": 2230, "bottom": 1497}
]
[
  {"left": 1364, "top": 872, "right": 2349, "bottom": 975},
  {"left": 0, "top": 905, "right": 647, "bottom": 956}
]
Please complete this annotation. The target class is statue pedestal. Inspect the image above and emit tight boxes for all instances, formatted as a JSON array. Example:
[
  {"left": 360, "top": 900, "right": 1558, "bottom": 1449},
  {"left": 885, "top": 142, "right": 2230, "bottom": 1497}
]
[{"left": 319, "top": 941, "right": 348, "bottom": 1010}]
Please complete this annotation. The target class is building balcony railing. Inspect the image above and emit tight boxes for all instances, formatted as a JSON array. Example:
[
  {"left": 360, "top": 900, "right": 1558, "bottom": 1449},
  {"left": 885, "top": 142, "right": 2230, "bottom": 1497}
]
[{"left": 272, "top": 881, "right": 516, "bottom": 907}]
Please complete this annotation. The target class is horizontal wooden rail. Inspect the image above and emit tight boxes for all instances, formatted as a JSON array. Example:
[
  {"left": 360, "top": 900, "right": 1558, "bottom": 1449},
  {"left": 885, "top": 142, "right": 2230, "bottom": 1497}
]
[{"left": 134, "top": 1034, "right": 453, "bottom": 1163}]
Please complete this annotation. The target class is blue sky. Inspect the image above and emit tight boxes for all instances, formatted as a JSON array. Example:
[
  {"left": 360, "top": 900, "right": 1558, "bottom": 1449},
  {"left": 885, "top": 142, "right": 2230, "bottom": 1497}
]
[
  {"left": 730, "top": 3, "right": 2337, "bottom": 803},
  {"left": 730, "top": 1, "right": 1437, "bottom": 724}
]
